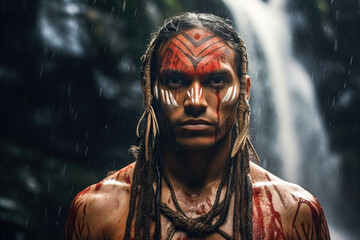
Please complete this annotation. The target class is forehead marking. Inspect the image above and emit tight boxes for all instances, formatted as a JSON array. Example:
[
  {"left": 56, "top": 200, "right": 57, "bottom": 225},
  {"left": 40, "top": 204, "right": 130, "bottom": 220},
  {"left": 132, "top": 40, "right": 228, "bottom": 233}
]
[
  {"left": 164, "top": 32, "right": 228, "bottom": 71},
  {"left": 181, "top": 32, "right": 216, "bottom": 47}
]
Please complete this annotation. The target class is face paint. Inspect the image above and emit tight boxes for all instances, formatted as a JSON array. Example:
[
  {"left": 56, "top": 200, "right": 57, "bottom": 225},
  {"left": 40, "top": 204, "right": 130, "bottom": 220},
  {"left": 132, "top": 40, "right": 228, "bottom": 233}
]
[
  {"left": 221, "top": 85, "right": 238, "bottom": 104},
  {"left": 169, "top": 91, "right": 179, "bottom": 107},
  {"left": 159, "top": 88, "right": 179, "bottom": 109},
  {"left": 156, "top": 28, "right": 241, "bottom": 150},
  {"left": 160, "top": 31, "right": 233, "bottom": 75},
  {"left": 154, "top": 85, "right": 159, "bottom": 100},
  {"left": 185, "top": 83, "right": 204, "bottom": 104}
]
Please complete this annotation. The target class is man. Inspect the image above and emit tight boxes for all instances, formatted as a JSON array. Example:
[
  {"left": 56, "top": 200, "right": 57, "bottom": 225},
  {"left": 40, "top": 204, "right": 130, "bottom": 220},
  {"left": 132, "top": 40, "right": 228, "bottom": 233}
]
[{"left": 64, "top": 13, "right": 330, "bottom": 240}]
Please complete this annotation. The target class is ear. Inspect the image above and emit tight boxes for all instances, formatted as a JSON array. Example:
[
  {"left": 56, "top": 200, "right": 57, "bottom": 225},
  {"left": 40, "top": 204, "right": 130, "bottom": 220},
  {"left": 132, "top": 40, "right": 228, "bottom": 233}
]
[{"left": 245, "top": 75, "right": 251, "bottom": 100}]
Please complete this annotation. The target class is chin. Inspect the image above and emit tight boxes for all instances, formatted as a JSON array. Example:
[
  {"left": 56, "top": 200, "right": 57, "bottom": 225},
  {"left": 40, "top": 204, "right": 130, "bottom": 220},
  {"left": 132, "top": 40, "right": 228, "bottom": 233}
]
[{"left": 175, "top": 137, "right": 216, "bottom": 151}]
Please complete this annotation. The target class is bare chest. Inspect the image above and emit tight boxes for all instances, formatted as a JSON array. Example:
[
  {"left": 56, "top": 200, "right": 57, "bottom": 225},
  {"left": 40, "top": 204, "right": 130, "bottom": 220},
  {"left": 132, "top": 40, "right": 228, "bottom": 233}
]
[{"left": 110, "top": 187, "right": 291, "bottom": 240}]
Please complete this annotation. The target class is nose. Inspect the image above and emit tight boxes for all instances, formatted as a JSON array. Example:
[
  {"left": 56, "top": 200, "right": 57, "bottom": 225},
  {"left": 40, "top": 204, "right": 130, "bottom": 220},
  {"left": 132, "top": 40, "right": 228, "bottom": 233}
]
[{"left": 184, "top": 81, "right": 207, "bottom": 115}]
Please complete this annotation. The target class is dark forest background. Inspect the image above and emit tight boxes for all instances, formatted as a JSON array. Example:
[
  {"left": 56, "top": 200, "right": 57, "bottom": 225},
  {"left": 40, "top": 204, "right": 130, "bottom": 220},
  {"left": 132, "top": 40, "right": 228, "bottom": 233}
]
[{"left": 0, "top": 0, "right": 359, "bottom": 239}]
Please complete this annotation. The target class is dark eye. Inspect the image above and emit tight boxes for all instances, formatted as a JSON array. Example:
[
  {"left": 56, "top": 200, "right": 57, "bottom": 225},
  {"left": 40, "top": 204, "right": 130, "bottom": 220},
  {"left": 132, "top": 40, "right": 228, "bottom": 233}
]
[
  {"left": 208, "top": 77, "right": 226, "bottom": 88},
  {"left": 166, "top": 77, "right": 184, "bottom": 88}
]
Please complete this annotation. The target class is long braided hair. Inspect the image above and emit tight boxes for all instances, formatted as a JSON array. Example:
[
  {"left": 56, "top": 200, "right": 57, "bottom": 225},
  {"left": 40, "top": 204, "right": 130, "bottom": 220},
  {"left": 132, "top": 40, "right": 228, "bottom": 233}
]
[{"left": 124, "top": 12, "right": 258, "bottom": 240}]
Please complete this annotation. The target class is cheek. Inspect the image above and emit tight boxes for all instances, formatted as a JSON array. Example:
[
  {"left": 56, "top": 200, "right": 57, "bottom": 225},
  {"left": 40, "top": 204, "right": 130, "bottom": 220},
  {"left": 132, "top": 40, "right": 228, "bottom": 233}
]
[
  {"left": 221, "top": 85, "right": 238, "bottom": 104},
  {"left": 156, "top": 86, "right": 181, "bottom": 117},
  {"left": 217, "top": 85, "right": 239, "bottom": 131},
  {"left": 215, "top": 84, "right": 239, "bottom": 118},
  {"left": 220, "top": 100, "right": 238, "bottom": 125}
]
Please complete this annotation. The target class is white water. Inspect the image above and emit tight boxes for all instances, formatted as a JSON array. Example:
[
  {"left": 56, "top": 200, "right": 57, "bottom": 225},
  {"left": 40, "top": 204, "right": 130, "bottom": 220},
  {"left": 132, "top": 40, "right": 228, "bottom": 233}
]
[{"left": 223, "top": 0, "right": 340, "bottom": 237}]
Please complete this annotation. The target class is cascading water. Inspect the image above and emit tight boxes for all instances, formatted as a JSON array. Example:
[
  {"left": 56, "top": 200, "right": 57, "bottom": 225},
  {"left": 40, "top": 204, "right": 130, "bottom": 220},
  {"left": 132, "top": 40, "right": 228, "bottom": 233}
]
[{"left": 223, "top": 0, "right": 342, "bottom": 238}]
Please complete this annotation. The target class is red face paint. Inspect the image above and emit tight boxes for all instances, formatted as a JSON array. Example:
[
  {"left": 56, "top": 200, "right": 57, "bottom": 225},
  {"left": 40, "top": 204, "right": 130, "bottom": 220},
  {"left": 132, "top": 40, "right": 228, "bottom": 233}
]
[
  {"left": 160, "top": 30, "right": 232, "bottom": 76},
  {"left": 215, "top": 88, "right": 221, "bottom": 121},
  {"left": 157, "top": 28, "right": 240, "bottom": 150}
]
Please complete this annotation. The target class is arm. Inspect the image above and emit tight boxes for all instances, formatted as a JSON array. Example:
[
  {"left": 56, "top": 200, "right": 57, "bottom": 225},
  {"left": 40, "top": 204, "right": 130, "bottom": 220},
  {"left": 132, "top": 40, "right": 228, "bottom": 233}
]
[
  {"left": 290, "top": 195, "right": 330, "bottom": 240},
  {"left": 63, "top": 187, "right": 103, "bottom": 240},
  {"left": 63, "top": 164, "right": 134, "bottom": 240}
]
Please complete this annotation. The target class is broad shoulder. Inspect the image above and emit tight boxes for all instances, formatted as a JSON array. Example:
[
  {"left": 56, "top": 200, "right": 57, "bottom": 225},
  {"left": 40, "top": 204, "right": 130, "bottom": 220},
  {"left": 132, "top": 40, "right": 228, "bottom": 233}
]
[
  {"left": 250, "top": 162, "right": 330, "bottom": 239},
  {"left": 64, "top": 163, "right": 135, "bottom": 239}
]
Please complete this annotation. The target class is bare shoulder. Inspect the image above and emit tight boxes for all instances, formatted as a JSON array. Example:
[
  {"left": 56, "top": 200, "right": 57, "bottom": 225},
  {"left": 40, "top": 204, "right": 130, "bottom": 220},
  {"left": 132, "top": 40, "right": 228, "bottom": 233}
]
[
  {"left": 64, "top": 162, "right": 135, "bottom": 240},
  {"left": 250, "top": 162, "right": 330, "bottom": 240}
]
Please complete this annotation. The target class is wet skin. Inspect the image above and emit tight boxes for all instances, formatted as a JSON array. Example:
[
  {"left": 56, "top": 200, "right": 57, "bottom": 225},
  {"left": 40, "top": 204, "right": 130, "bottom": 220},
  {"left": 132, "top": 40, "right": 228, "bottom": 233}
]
[
  {"left": 64, "top": 29, "right": 330, "bottom": 239},
  {"left": 64, "top": 162, "right": 330, "bottom": 239}
]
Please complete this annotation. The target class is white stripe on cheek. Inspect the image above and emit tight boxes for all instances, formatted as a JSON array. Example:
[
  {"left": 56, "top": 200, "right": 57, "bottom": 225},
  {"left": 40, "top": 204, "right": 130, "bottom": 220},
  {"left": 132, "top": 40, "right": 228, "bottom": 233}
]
[
  {"left": 161, "top": 89, "right": 165, "bottom": 103},
  {"left": 154, "top": 86, "right": 159, "bottom": 99},
  {"left": 221, "top": 86, "right": 234, "bottom": 103},
  {"left": 165, "top": 90, "right": 171, "bottom": 105},
  {"left": 169, "top": 92, "right": 179, "bottom": 107},
  {"left": 230, "top": 85, "right": 238, "bottom": 102},
  {"left": 191, "top": 88, "right": 194, "bottom": 103}
]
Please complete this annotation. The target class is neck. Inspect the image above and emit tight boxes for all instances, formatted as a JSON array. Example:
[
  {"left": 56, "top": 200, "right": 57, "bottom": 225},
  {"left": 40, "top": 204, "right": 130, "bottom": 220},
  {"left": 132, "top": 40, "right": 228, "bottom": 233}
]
[{"left": 160, "top": 132, "right": 232, "bottom": 193}]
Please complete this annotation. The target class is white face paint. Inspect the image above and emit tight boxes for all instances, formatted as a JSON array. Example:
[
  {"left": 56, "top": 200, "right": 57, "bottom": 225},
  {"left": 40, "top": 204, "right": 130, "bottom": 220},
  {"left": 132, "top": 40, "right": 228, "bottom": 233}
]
[
  {"left": 159, "top": 88, "right": 179, "bottom": 109},
  {"left": 161, "top": 89, "right": 165, "bottom": 102},
  {"left": 165, "top": 90, "right": 171, "bottom": 105},
  {"left": 222, "top": 86, "right": 233, "bottom": 103},
  {"left": 230, "top": 85, "right": 237, "bottom": 102},
  {"left": 154, "top": 85, "right": 159, "bottom": 99},
  {"left": 169, "top": 91, "right": 179, "bottom": 107},
  {"left": 221, "top": 85, "right": 237, "bottom": 104},
  {"left": 186, "top": 84, "right": 203, "bottom": 104}
]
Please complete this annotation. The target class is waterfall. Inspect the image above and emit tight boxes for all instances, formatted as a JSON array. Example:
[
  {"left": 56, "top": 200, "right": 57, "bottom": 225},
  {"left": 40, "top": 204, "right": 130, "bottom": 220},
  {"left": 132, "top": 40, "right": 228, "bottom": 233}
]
[{"left": 223, "top": 0, "right": 340, "bottom": 236}]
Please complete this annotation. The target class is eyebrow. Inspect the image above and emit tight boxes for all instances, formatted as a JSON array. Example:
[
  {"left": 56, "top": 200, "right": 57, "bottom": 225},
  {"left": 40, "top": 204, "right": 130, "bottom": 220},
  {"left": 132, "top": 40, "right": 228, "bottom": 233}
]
[
  {"left": 206, "top": 70, "right": 231, "bottom": 78},
  {"left": 159, "top": 69, "right": 232, "bottom": 80},
  {"left": 159, "top": 70, "right": 188, "bottom": 79}
]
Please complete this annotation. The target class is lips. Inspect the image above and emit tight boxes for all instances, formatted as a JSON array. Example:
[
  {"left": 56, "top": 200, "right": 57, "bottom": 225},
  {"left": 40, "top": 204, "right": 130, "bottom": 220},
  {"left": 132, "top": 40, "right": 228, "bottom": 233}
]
[{"left": 178, "top": 119, "right": 214, "bottom": 131}]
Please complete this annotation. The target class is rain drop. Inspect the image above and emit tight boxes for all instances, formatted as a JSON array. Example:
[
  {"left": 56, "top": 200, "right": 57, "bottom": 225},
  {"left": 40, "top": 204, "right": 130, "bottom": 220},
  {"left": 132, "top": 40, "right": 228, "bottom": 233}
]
[{"left": 58, "top": 206, "right": 62, "bottom": 216}]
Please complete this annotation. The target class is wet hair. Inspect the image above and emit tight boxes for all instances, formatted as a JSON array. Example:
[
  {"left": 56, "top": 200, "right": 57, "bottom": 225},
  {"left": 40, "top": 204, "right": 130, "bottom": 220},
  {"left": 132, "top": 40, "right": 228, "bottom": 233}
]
[{"left": 124, "top": 12, "right": 257, "bottom": 240}]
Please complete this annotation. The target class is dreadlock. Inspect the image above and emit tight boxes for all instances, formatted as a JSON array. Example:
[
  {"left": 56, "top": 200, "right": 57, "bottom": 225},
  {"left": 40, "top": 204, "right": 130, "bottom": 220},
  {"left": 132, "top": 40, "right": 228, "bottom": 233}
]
[{"left": 124, "top": 12, "right": 259, "bottom": 240}]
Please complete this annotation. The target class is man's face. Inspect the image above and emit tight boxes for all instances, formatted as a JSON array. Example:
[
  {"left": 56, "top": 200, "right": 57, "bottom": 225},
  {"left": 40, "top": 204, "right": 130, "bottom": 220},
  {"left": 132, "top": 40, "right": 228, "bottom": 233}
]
[{"left": 154, "top": 28, "right": 241, "bottom": 150}]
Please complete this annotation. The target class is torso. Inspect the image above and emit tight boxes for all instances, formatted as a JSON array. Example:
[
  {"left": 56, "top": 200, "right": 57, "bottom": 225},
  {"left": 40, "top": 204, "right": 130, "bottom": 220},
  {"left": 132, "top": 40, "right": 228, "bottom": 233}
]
[{"left": 64, "top": 162, "right": 330, "bottom": 240}]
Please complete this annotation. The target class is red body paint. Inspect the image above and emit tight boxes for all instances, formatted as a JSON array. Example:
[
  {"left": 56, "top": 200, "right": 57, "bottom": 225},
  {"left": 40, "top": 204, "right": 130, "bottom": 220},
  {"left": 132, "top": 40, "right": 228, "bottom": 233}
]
[
  {"left": 116, "top": 164, "right": 133, "bottom": 182},
  {"left": 95, "top": 182, "right": 103, "bottom": 191},
  {"left": 253, "top": 186, "right": 285, "bottom": 240},
  {"left": 116, "top": 170, "right": 121, "bottom": 180},
  {"left": 206, "top": 198, "right": 212, "bottom": 208},
  {"left": 125, "top": 175, "right": 131, "bottom": 184},
  {"left": 195, "top": 204, "right": 207, "bottom": 215},
  {"left": 265, "top": 173, "right": 287, "bottom": 209},
  {"left": 264, "top": 186, "right": 285, "bottom": 239},
  {"left": 292, "top": 194, "right": 328, "bottom": 239},
  {"left": 83, "top": 203, "right": 87, "bottom": 216},
  {"left": 253, "top": 187, "right": 265, "bottom": 238},
  {"left": 64, "top": 187, "right": 91, "bottom": 238}
]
